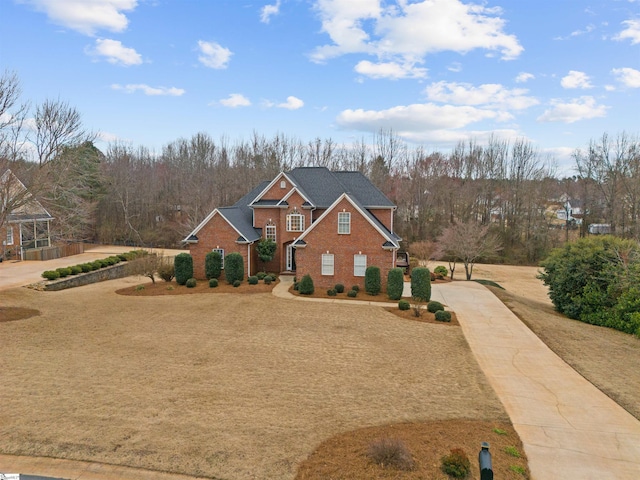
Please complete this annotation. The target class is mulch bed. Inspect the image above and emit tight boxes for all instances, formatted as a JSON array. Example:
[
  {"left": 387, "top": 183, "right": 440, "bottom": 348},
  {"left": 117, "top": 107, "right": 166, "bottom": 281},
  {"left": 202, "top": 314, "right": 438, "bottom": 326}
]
[{"left": 116, "top": 278, "right": 277, "bottom": 296}]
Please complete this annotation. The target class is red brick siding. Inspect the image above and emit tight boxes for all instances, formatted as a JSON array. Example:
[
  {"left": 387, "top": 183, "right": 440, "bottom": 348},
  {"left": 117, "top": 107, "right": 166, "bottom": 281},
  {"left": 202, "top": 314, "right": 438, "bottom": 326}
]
[
  {"left": 259, "top": 176, "right": 293, "bottom": 200},
  {"left": 189, "top": 212, "right": 250, "bottom": 280},
  {"left": 368, "top": 208, "right": 394, "bottom": 231},
  {"left": 294, "top": 198, "right": 395, "bottom": 289}
]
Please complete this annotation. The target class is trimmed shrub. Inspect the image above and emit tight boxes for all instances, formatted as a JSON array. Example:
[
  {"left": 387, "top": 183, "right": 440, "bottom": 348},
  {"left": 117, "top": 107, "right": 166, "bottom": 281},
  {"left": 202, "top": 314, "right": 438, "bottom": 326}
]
[
  {"left": 298, "top": 274, "right": 314, "bottom": 295},
  {"left": 56, "top": 267, "right": 71, "bottom": 278},
  {"left": 387, "top": 267, "right": 404, "bottom": 300},
  {"left": 157, "top": 261, "right": 175, "bottom": 282},
  {"left": 233, "top": 279, "right": 241, "bottom": 288},
  {"left": 398, "top": 300, "right": 410, "bottom": 311},
  {"left": 70, "top": 265, "right": 83, "bottom": 275},
  {"left": 434, "top": 265, "right": 448, "bottom": 278},
  {"left": 435, "top": 310, "right": 452, "bottom": 322},
  {"left": 427, "top": 301, "right": 444, "bottom": 313},
  {"left": 205, "top": 250, "right": 223, "bottom": 280},
  {"left": 264, "top": 276, "right": 272, "bottom": 285},
  {"left": 411, "top": 267, "right": 431, "bottom": 302},
  {"left": 335, "top": 283, "right": 345, "bottom": 293},
  {"left": 174, "top": 253, "right": 194, "bottom": 285},
  {"left": 367, "top": 438, "right": 415, "bottom": 471},
  {"left": 327, "top": 288, "right": 337, "bottom": 296},
  {"left": 441, "top": 448, "right": 470, "bottom": 478},
  {"left": 347, "top": 289, "right": 357, "bottom": 298},
  {"left": 248, "top": 276, "right": 259, "bottom": 285},
  {"left": 224, "top": 252, "right": 244, "bottom": 284},
  {"left": 42, "top": 270, "right": 60, "bottom": 280},
  {"left": 80, "top": 263, "right": 92, "bottom": 273},
  {"left": 351, "top": 285, "right": 360, "bottom": 292},
  {"left": 209, "top": 278, "right": 218, "bottom": 288},
  {"left": 365, "top": 266, "right": 381, "bottom": 296},
  {"left": 256, "top": 271, "right": 267, "bottom": 280},
  {"left": 185, "top": 278, "right": 197, "bottom": 288},
  {"left": 117, "top": 253, "right": 128, "bottom": 261}
]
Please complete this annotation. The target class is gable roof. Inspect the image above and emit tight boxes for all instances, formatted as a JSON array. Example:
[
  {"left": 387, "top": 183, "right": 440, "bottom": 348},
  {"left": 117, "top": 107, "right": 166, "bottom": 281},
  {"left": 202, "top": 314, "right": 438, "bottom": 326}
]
[
  {"left": 292, "top": 193, "right": 400, "bottom": 249},
  {"left": 249, "top": 167, "right": 395, "bottom": 209},
  {"left": 2, "top": 169, "right": 54, "bottom": 223}
]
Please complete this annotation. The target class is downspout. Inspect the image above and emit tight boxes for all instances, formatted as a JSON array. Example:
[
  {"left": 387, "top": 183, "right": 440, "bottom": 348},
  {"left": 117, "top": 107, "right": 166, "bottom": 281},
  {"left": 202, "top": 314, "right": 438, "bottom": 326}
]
[{"left": 247, "top": 242, "right": 252, "bottom": 277}]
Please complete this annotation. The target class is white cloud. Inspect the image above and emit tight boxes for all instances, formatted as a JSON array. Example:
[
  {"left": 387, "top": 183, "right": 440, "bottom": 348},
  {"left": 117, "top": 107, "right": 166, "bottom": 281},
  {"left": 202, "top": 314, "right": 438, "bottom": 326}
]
[
  {"left": 311, "top": 0, "right": 523, "bottom": 64},
  {"left": 614, "top": 19, "right": 640, "bottom": 44},
  {"left": 612, "top": 67, "right": 640, "bottom": 88},
  {"left": 354, "top": 60, "right": 427, "bottom": 79},
  {"left": 97, "top": 131, "right": 119, "bottom": 143},
  {"left": 111, "top": 84, "right": 185, "bottom": 96},
  {"left": 197, "top": 40, "right": 232, "bottom": 69},
  {"left": 336, "top": 102, "right": 511, "bottom": 134},
  {"left": 537, "top": 96, "right": 608, "bottom": 123},
  {"left": 86, "top": 38, "right": 142, "bottom": 66},
  {"left": 20, "top": 0, "right": 137, "bottom": 35},
  {"left": 447, "top": 62, "right": 462, "bottom": 73},
  {"left": 424, "top": 81, "right": 539, "bottom": 110},
  {"left": 219, "top": 94, "right": 251, "bottom": 107},
  {"left": 515, "top": 72, "right": 534, "bottom": 83},
  {"left": 260, "top": 0, "right": 281, "bottom": 23},
  {"left": 560, "top": 70, "right": 593, "bottom": 89},
  {"left": 277, "top": 96, "right": 304, "bottom": 110}
]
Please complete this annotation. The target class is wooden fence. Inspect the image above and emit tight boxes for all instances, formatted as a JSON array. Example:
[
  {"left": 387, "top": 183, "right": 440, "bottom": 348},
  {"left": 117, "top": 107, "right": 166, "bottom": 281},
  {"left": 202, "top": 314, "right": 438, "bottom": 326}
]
[{"left": 23, "top": 242, "right": 85, "bottom": 261}]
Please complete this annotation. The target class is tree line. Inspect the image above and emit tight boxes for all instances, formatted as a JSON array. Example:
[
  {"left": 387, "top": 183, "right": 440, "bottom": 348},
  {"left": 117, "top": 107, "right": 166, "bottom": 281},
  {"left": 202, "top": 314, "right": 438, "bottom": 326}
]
[{"left": 2, "top": 71, "right": 639, "bottom": 264}]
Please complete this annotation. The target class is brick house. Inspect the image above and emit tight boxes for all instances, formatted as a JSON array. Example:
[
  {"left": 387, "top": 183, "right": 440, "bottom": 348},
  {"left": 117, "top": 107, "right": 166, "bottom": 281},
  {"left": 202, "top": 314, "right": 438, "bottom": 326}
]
[
  {"left": 183, "top": 167, "right": 402, "bottom": 288},
  {"left": 1, "top": 169, "right": 54, "bottom": 261}
]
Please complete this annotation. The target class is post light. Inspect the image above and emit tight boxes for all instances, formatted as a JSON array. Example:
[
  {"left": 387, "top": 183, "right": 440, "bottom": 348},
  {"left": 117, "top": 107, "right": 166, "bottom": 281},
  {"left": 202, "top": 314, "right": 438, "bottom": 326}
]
[{"left": 479, "top": 442, "right": 493, "bottom": 480}]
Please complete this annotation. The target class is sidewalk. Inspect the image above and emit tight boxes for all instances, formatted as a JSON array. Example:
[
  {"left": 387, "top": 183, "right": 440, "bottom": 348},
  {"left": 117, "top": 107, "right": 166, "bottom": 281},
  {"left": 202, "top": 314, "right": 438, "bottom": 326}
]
[{"left": 436, "top": 281, "right": 640, "bottom": 479}]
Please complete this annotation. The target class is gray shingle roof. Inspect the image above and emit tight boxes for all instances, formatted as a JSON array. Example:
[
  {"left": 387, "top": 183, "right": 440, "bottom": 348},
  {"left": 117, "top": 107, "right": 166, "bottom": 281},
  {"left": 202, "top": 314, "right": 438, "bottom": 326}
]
[{"left": 218, "top": 206, "right": 262, "bottom": 243}]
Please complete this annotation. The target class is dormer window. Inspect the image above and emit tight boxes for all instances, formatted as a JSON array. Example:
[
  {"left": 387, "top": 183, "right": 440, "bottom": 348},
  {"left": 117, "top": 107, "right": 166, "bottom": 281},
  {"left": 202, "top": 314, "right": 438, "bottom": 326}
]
[{"left": 286, "top": 208, "right": 305, "bottom": 232}]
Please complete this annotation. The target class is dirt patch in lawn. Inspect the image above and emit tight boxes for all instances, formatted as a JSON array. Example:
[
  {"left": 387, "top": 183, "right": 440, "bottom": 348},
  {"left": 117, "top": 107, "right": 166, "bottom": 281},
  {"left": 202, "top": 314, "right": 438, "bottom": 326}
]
[
  {"left": 0, "top": 307, "right": 40, "bottom": 322},
  {"left": 0, "top": 278, "right": 512, "bottom": 479},
  {"left": 116, "top": 278, "right": 277, "bottom": 296},
  {"left": 296, "top": 420, "right": 529, "bottom": 479}
]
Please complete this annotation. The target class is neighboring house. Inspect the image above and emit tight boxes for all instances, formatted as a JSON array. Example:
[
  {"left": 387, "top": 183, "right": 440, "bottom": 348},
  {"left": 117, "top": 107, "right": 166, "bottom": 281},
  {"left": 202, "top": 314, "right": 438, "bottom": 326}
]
[
  {"left": 1, "top": 169, "right": 54, "bottom": 260},
  {"left": 556, "top": 196, "right": 584, "bottom": 225},
  {"left": 183, "top": 167, "right": 401, "bottom": 288}
]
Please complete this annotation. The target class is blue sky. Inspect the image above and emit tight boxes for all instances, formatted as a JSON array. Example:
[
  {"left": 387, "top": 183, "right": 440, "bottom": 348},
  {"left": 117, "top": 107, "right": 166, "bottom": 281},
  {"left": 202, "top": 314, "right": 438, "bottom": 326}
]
[{"left": 1, "top": 0, "right": 639, "bottom": 173}]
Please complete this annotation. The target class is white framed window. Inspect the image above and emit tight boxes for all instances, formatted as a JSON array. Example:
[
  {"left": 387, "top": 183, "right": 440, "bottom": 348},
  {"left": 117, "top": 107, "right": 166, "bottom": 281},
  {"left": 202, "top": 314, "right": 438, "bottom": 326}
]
[
  {"left": 287, "top": 212, "right": 305, "bottom": 232},
  {"left": 265, "top": 224, "right": 276, "bottom": 242},
  {"left": 6, "top": 227, "right": 14, "bottom": 245},
  {"left": 212, "top": 248, "right": 225, "bottom": 269},
  {"left": 280, "top": 180, "right": 287, "bottom": 189},
  {"left": 338, "top": 212, "right": 351, "bottom": 234},
  {"left": 354, "top": 254, "right": 367, "bottom": 277},
  {"left": 321, "top": 254, "right": 334, "bottom": 276}
]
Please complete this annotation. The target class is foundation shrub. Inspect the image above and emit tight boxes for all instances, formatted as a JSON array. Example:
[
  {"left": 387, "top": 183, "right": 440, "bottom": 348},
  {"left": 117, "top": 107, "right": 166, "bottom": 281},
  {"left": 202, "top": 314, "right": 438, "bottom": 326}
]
[
  {"left": 185, "top": 278, "right": 197, "bottom": 288},
  {"left": 327, "top": 288, "right": 337, "bottom": 296},
  {"left": 224, "top": 252, "right": 244, "bottom": 284},
  {"left": 56, "top": 267, "right": 72, "bottom": 278},
  {"left": 248, "top": 276, "right": 259, "bottom": 285},
  {"left": 398, "top": 300, "right": 410, "bottom": 311},
  {"left": 427, "top": 300, "right": 444, "bottom": 313},
  {"left": 411, "top": 267, "right": 431, "bottom": 302},
  {"left": 435, "top": 310, "right": 452, "bottom": 322},
  {"left": 386, "top": 267, "right": 404, "bottom": 300},
  {"left": 441, "top": 448, "right": 470, "bottom": 478},
  {"left": 264, "top": 276, "right": 272, "bottom": 285},
  {"left": 351, "top": 285, "right": 360, "bottom": 292},
  {"left": 80, "top": 263, "right": 92, "bottom": 273},
  {"left": 233, "top": 279, "right": 241, "bottom": 287},
  {"left": 365, "top": 266, "right": 381, "bottom": 296},
  {"left": 298, "top": 274, "right": 314, "bottom": 295},
  {"left": 70, "top": 265, "right": 83, "bottom": 275},
  {"left": 335, "top": 283, "right": 345, "bottom": 293},
  {"left": 209, "top": 278, "right": 218, "bottom": 288},
  {"left": 347, "top": 289, "right": 357, "bottom": 298},
  {"left": 205, "top": 250, "right": 223, "bottom": 280},
  {"left": 367, "top": 438, "right": 415, "bottom": 471},
  {"left": 256, "top": 271, "right": 267, "bottom": 280},
  {"left": 174, "top": 253, "right": 194, "bottom": 285}
]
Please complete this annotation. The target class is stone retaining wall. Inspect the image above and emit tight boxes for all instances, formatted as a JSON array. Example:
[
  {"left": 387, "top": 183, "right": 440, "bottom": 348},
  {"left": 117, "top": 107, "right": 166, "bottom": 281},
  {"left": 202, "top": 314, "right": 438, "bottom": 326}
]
[{"left": 44, "top": 263, "right": 132, "bottom": 291}]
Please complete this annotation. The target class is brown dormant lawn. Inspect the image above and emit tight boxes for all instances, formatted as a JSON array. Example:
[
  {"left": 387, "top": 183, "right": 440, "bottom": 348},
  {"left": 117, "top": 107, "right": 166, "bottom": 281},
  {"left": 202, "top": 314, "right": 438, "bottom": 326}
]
[{"left": 0, "top": 276, "right": 523, "bottom": 479}]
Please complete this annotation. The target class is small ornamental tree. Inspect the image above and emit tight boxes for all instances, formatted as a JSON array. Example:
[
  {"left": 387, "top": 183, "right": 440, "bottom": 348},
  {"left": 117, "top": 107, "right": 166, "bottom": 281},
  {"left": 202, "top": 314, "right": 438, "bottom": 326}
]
[
  {"left": 387, "top": 267, "right": 404, "bottom": 300},
  {"left": 205, "top": 250, "right": 223, "bottom": 279},
  {"left": 365, "top": 266, "right": 381, "bottom": 296},
  {"left": 174, "top": 253, "right": 194, "bottom": 285},
  {"left": 224, "top": 252, "right": 244, "bottom": 284},
  {"left": 256, "top": 238, "right": 277, "bottom": 270},
  {"left": 411, "top": 267, "right": 431, "bottom": 302}
]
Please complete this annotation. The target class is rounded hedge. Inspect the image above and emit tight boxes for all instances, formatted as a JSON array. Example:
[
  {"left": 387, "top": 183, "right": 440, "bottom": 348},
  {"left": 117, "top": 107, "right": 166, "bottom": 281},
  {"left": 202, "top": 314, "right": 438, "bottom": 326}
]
[
  {"left": 42, "top": 270, "right": 60, "bottom": 280},
  {"left": 434, "top": 265, "right": 448, "bottom": 277},
  {"left": 435, "top": 310, "right": 452, "bottom": 322},
  {"left": 327, "top": 288, "right": 337, "bottom": 296},
  {"left": 427, "top": 301, "right": 444, "bottom": 313},
  {"left": 398, "top": 300, "right": 410, "bottom": 311},
  {"left": 298, "top": 274, "right": 314, "bottom": 295},
  {"left": 185, "top": 278, "right": 197, "bottom": 288},
  {"left": 347, "top": 289, "right": 357, "bottom": 298},
  {"left": 209, "top": 278, "right": 218, "bottom": 288},
  {"left": 233, "top": 279, "right": 242, "bottom": 288},
  {"left": 335, "top": 283, "right": 345, "bottom": 293},
  {"left": 248, "top": 276, "right": 259, "bottom": 285}
]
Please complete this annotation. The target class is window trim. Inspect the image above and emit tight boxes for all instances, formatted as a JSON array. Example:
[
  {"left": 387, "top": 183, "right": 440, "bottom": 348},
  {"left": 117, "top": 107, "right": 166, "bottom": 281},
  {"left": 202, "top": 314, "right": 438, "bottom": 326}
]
[
  {"left": 212, "top": 248, "right": 225, "bottom": 269},
  {"left": 321, "top": 253, "right": 334, "bottom": 276},
  {"left": 6, "top": 226, "right": 14, "bottom": 246},
  {"left": 286, "top": 212, "right": 305, "bottom": 232},
  {"left": 338, "top": 212, "right": 351, "bottom": 234},
  {"left": 354, "top": 254, "right": 367, "bottom": 277},
  {"left": 265, "top": 224, "right": 276, "bottom": 242}
]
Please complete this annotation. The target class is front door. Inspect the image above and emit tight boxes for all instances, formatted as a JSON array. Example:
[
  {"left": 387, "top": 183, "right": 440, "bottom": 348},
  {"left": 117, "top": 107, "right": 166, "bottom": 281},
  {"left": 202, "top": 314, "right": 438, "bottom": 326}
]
[{"left": 286, "top": 244, "right": 296, "bottom": 271}]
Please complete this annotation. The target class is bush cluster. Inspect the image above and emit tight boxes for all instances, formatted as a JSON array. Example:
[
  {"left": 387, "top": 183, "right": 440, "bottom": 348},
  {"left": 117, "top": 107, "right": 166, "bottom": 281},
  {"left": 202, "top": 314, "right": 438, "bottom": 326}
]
[
  {"left": 387, "top": 267, "right": 404, "bottom": 300},
  {"left": 365, "top": 266, "right": 381, "bottom": 295},
  {"left": 441, "top": 448, "right": 470, "bottom": 478},
  {"left": 42, "top": 251, "right": 139, "bottom": 281},
  {"left": 539, "top": 236, "right": 640, "bottom": 336}
]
